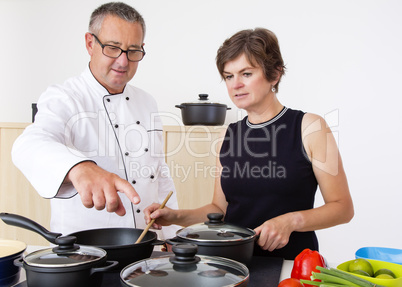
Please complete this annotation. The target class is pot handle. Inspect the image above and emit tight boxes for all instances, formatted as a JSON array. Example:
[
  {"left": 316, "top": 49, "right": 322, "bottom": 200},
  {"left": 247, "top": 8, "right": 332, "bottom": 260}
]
[
  {"left": 175, "top": 105, "right": 185, "bottom": 109},
  {"left": 227, "top": 107, "right": 231, "bottom": 110},
  {"left": 0, "top": 212, "right": 61, "bottom": 244},
  {"left": 14, "top": 257, "right": 24, "bottom": 268},
  {"left": 151, "top": 239, "right": 165, "bottom": 246},
  {"left": 165, "top": 237, "right": 181, "bottom": 246},
  {"left": 90, "top": 260, "right": 119, "bottom": 275}
]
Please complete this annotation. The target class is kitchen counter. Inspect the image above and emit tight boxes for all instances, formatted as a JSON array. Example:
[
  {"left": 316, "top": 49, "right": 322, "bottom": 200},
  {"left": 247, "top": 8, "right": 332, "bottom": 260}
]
[{"left": 14, "top": 246, "right": 294, "bottom": 286}]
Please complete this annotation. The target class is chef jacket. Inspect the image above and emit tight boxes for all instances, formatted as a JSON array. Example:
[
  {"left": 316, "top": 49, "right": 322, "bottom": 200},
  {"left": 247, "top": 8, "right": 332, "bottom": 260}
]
[{"left": 12, "top": 65, "right": 180, "bottom": 239}]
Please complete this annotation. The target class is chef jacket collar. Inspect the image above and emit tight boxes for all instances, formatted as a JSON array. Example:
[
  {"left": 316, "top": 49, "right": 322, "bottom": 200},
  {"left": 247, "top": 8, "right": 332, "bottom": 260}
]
[{"left": 84, "top": 63, "right": 128, "bottom": 97}]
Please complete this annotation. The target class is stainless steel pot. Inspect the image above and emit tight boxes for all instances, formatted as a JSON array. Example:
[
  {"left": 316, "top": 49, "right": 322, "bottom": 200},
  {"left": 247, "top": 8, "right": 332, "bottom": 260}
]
[
  {"left": 175, "top": 94, "right": 230, "bottom": 126},
  {"left": 120, "top": 243, "right": 249, "bottom": 287},
  {"left": 168, "top": 213, "right": 256, "bottom": 266}
]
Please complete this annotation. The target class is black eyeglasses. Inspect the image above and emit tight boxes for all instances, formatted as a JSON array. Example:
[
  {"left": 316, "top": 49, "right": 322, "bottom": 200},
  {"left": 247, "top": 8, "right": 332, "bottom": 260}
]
[{"left": 91, "top": 33, "right": 145, "bottom": 62}]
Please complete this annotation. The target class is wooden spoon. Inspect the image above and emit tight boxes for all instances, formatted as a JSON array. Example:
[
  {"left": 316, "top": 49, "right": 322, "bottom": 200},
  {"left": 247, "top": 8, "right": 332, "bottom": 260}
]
[{"left": 135, "top": 191, "right": 173, "bottom": 244}]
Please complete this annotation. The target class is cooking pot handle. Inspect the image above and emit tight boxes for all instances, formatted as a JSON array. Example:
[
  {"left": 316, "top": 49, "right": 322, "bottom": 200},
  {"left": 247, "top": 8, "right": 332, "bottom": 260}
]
[
  {"left": 227, "top": 107, "right": 231, "bottom": 110},
  {"left": 90, "top": 260, "right": 119, "bottom": 275},
  {"left": 0, "top": 212, "right": 61, "bottom": 244},
  {"left": 175, "top": 105, "right": 185, "bottom": 109},
  {"left": 151, "top": 239, "right": 165, "bottom": 246},
  {"left": 13, "top": 257, "right": 23, "bottom": 268}
]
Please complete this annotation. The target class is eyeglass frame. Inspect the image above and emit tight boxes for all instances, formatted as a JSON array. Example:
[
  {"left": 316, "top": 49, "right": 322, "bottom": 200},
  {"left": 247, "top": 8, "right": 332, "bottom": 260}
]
[{"left": 91, "top": 33, "right": 146, "bottom": 62}]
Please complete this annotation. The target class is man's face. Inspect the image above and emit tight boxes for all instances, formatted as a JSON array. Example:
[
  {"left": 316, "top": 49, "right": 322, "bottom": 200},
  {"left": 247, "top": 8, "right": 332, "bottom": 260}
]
[{"left": 86, "top": 15, "right": 144, "bottom": 94}]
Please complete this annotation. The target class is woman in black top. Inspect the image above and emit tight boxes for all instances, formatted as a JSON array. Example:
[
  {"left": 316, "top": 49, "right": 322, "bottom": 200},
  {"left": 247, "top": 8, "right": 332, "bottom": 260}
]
[{"left": 144, "top": 28, "right": 354, "bottom": 260}]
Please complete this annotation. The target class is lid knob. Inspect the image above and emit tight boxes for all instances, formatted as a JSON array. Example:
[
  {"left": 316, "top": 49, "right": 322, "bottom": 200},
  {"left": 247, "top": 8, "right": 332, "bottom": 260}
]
[
  {"left": 198, "top": 94, "right": 209, "bottom": 101},
  {"left": 52, "top": 235, "right": 80, "bottom": 253},
  {"left": 169, "top": 243, "right": 201, "bottom": 266},
  {"left": 205, "top": 213, "right": 225, "bottom": 226}
]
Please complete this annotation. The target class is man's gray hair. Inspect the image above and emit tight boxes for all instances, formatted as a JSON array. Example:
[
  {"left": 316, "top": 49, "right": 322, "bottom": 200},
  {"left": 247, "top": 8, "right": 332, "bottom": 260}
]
[{"left": 89, "top": 2, "right": 146, "bottom": 39}]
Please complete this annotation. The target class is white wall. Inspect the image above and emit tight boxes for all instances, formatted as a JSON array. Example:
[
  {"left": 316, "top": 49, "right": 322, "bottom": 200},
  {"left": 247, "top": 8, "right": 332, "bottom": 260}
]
[{"left": 1, "top": 0, "right": 402, "bottom": 264}]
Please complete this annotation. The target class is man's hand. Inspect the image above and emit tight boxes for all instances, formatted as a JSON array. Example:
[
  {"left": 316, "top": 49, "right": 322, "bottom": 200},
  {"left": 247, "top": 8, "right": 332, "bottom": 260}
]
[{"left": 66, "top": 161, "right": 140, "bottom": 216}]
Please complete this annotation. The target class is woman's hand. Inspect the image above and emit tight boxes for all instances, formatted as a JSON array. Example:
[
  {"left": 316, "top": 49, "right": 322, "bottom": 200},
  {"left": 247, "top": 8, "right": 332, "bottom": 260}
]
[
  {"left": 143, "top": 203, "right": 176, "bottom": 230},
  {"left": 254, "top": 213, "right": 296, "bottom": 251}
]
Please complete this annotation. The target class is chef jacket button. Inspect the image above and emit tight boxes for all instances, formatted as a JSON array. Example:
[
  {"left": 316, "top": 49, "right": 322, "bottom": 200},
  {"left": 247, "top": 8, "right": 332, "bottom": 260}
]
[
  {"left": 114, "top": 124, "right": 119, "bottom": 128},
  {"left": 144, "top": 148, "right": 148, "bottom": 152},
  {"left": 136, "top": 209, "right": 141, "bottom": 213},
  {"left": 132, "top": 180, "right": 136, "bottom": 184},
  {"left": 150, "top": 175, "right": 154, "bottom": 179},
  {"left": 106, "top": 98, "right": 110, "bottom": 102},
  {"left": 125, "top": 152, "right": 129, "bottom": 156},
  {"left": 136, "top": 121, "right": 140, "bottom": 124},
  {"left": 126, "top": 97, "right": 129, "bottom": 100}
]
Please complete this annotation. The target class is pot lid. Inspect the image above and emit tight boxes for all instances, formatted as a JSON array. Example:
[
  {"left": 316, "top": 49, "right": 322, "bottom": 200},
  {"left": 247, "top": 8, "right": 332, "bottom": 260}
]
[
  {"left": 176, "top": 213, "right": 255, "bottom": 243},
  {"left": 24, "top": 244, "right": 106, "bottom": 268},
  {"left": 120, "top": 243, "right": 249, "bottom": 287},
  {"left": 184, "top": 94, "right": 227, "bottom": 106}
]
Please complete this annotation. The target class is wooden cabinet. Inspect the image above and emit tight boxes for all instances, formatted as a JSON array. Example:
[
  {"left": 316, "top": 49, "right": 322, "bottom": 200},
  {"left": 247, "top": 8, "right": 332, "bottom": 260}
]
[
  {"left": 0, "top": 123, "right": 226, "bottom": 245},
  {"left": 163, "top": 125, "right": 226, "bottom": 209},
  {"left": 0, "top": 123, "right": 51, "bottom": 245}
]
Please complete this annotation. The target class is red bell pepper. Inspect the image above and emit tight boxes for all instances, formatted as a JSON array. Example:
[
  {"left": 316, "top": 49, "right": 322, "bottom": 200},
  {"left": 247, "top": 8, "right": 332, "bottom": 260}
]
[{"left": 291, "top": 248, "right": 326, "bottom": 283}]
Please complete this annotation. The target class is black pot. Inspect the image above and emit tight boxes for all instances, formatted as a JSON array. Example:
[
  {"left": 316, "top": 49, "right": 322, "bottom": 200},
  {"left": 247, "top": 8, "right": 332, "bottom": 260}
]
[
  {"left": 0, "top": 213, "right": 163, "bottom": 272},
  {"left": 175, "top": 94, "right": 230, "bottom": 126},
  {"left": 120, "top": 243, "right": 249, "bottom": 287},
  {"left": 69, "top": 228, "right": 164, "bottom": 269},
  {"left": 168, "top": 213, "right": 256, "bottom": 266},
  {"left": 13, "top": 246, "right": 117, "bottom": 287},
  {"left": 0, "top": 239, "right": 26, "bottom": 287},
  {"left": 0, "top": 213, "right": 118, "bottom": 287}
]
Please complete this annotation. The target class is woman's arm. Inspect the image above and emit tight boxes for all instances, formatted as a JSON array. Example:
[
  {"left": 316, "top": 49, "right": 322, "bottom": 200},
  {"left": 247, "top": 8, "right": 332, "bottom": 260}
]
[
  {"left": 255, "top": 113, "right": 354, "bottom": 251},
  {"left": 294, "top": 113, "right": 354, "bottom": 230}
]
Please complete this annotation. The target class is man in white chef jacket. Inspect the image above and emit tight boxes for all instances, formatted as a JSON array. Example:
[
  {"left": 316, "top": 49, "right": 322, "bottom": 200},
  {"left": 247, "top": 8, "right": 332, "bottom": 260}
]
[{"left": 11, "top": 2, "right": 179, "bottom": 240}]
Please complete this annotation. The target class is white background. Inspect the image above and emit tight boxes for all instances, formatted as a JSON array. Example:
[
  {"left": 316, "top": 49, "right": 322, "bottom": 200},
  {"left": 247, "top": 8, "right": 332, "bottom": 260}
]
[{"left": 1, "top": 0, "right": 402, "bottom": 264}]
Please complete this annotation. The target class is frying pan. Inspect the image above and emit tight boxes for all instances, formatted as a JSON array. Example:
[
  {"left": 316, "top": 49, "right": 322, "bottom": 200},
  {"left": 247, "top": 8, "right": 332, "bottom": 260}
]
[{"left": 0, "top": 213, "right": 164, "bottom": 270}]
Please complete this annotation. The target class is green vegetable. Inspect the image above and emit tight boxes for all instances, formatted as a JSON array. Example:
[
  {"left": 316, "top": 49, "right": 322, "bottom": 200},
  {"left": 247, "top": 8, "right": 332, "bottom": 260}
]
[
  {"left": 299, "top": 279, "right": 321, "bottom": 286},
  {"left": 311, "top": 271, "right": 360, "bottom": 287},
  {"left": 315, "top": 266, "right": 385, "bottom": 287}
]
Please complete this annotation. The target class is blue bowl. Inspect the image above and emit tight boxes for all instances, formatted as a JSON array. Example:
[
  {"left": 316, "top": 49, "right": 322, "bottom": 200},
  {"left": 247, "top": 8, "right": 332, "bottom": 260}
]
[
  {"left": 355, "top": 247, "right": 402, "bottom": 265},
  {"left": 0, "top": 239, "right": 26, "bottom": 287}
]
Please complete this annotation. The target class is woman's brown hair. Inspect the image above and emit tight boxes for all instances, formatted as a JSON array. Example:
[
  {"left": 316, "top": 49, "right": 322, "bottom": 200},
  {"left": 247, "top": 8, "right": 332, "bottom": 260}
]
[{"left": 216, "top": 28, "right": 286, "bottom": 92}]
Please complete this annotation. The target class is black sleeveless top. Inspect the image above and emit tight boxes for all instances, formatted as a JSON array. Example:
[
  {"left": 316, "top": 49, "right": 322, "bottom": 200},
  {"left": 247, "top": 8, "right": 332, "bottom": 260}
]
[{"left": 220, "top": 107, "right": 319, "bottom": 260}]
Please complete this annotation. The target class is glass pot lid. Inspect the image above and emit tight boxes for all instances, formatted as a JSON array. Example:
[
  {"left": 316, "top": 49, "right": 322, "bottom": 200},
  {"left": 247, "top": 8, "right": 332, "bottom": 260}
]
[
  {"left": 176, "top": 213, "right": 255, "bottom": 243},
  {"left": 24, "top": 244, "right": 106, "bottom": 268},
  {"left": 120, "top": 243, "right": 249, "bottom": 287}
]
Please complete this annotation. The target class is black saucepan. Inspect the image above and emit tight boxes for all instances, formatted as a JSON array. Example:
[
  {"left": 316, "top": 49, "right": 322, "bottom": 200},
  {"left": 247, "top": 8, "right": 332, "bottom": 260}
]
[
  {"left": 0, "top": 213, "right": 164, "bottom": 271},
  {"left": 167, "top": 213, "right": 256, "bottom": 266},
  {"left": 175, "top": 94, "right": 231, "bottom": 126},
  {"left": 120, "top": 243, "right": 249, "bottom": 287},
  {"left": 0, "top": 213, "right": 118, "bottom": 287}
]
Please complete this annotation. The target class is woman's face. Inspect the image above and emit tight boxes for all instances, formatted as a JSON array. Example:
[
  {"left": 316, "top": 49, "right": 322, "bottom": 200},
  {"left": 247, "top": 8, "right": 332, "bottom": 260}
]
[{"left": 222, "top": 54, "right": 276, "bottom": 113}]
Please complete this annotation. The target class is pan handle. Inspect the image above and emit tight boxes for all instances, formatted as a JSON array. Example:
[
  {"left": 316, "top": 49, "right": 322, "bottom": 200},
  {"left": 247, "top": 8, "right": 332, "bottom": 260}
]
[{"left": 0, "top": 212, "right": 61, "bottom": 244}]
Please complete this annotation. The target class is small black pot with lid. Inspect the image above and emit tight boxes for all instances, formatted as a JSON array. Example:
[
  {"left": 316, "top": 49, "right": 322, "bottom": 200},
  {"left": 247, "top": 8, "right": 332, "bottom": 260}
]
[
  {"left": 168, "top": 213, "right": 256, "bottom": 266},
  {"left": 0, "top": 213, "right": 117, "bottom": 287},
  {"left": 120, "top": 243, "right": 249, "bottom": 287},
  {"left": 14, "top": 241, "right": 117, "bottom": 287},
  {"left": 175, "top": 94, "right": 231, "bottom": 126}
]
